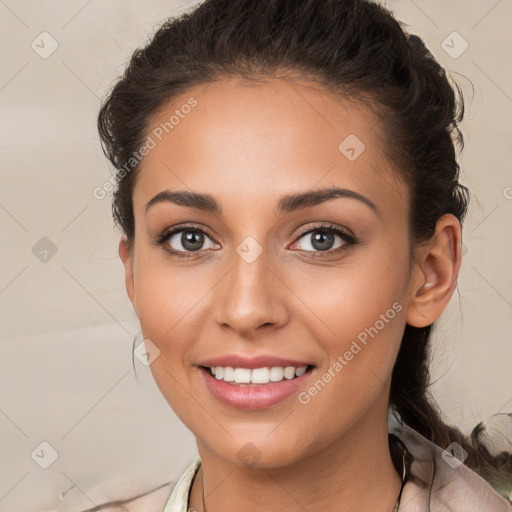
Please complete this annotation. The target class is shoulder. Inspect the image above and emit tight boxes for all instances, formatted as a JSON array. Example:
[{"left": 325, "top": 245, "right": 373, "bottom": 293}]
[{"left": 392, "top": 421, "right": 512, "bottom": 512}]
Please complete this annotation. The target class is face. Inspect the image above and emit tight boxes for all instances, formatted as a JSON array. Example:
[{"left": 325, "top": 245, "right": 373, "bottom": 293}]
[{"left": 122, "top": 77, "right": 423, "bottom": 468}]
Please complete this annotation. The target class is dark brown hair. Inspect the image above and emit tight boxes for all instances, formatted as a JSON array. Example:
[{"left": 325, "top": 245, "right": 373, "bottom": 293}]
[{"left": 96, "top": 0, "right": 511, "bottom": 506}]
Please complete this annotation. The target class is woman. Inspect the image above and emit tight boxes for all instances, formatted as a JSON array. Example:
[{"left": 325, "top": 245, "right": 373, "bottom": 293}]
[{"left": 95, "top": 0, "right": 512, "bottom": 510}]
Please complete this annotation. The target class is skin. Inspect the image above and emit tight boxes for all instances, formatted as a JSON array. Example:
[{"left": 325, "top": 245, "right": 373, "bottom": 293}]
[{"left": 119, "top": 77, "right": 461, "bottom": 512}]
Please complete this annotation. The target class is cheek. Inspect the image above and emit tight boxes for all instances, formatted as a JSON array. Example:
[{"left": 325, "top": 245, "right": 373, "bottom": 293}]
[
  {"left": 131, "top": 253, "right": 204, "bottom": 420},
  {"left": 292, "top": 245, "right": 408, "bottom": 343},
  {"left": 131, "top": 249, "right": 204, "bottom": 349},
  {"left": 291, "top": 246, "right": 408, "bottom": 397},
  {"left": 294, "top": 295, "right": 405, "bottom": 444}
]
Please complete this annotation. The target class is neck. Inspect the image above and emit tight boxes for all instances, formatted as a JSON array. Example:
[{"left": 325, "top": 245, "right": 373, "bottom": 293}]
[{"left": 189, "top": 400, "right": 402, "bottom": 512}]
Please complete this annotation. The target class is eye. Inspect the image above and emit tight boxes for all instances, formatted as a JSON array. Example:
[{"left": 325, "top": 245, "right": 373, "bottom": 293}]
[
  {"left": 155, "top": 222, "right": 357, "bottom": 260},
  {"left": 156, "top": 224, "right": 219, "bottom": 257},
  {"left": 291, "top": 224, "right": 356, "bottom": 254}
]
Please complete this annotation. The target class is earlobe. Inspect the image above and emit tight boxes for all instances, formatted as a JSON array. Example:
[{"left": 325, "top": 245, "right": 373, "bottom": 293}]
[
  {"left": 118, "top": 237, "right": 136, "bottom": 310},
  {"left": 405, "top": 214, "right": 462, "bottom": 328}
]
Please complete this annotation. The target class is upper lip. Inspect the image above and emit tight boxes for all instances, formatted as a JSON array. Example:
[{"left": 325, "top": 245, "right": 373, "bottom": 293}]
[{"left": 199, "top": 355, "right": 313, "bottom": 369}]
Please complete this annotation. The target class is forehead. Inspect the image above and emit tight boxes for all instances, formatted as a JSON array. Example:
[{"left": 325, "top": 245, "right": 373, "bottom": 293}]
[{"left": 133, "top": 77, "right": 408, "bottom": 220}]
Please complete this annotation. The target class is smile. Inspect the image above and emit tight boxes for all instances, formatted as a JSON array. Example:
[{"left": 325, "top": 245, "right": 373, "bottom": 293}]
[
  {"left": 205, "top": 365, "right": 309, "bottom": 384},
  {"left": 199, "top": 364, "right": 315, "bottom": 409}
]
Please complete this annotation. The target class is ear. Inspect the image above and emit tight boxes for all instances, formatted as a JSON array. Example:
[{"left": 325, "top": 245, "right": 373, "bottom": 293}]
[
  {"left": 406, "top": 214, "right": 462, "bottom": 328},
  {"left": 118, "top": 237, "right": 136, "bottom": 310}
]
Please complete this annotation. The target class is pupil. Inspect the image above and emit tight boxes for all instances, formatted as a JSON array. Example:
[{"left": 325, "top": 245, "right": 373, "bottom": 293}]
[
  {"left": 312, "top": 231, "right": 333, "bottom": 251},
  {"left": 182, "top": 230, "right": 204, "bottom": 251}
]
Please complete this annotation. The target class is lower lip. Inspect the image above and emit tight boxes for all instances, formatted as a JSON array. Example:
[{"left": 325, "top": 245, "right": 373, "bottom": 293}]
[{"left": 200, "top": 367, "right": 314, "bottom": 410}]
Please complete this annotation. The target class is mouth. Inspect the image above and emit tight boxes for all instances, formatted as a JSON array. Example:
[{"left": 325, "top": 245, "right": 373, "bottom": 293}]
[
  {"left": 198, "top": 364, "right": 316, "bottom": 409},
  {"left": 201, "top": 364, "right": 315, "bottom": 385}
]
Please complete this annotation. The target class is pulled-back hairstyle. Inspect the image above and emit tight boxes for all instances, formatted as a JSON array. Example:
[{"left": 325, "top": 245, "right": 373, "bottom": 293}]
[{"left": 96, "top": 0, "right": 511, "bottom": 506}]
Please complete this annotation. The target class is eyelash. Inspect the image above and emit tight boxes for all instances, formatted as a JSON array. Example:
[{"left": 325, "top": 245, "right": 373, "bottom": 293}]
[{"left": 154, "top": 222, "right": 358, "bottom": 260}]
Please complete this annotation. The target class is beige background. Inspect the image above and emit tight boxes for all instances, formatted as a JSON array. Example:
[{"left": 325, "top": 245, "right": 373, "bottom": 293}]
[{"left": 0, "top": 1, "right": 511, "bottom": 510}]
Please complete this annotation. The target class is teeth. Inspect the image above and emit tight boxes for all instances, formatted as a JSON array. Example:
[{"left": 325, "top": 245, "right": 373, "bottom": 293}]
[
  {"left": 223, "top": 367, "right": 235, "bottom": 381},
  {"left": 269, "top": 367, "right": 284, "bottom": 381},
  {"left": 295, "top": 366, "right": 307, "bottom": 377},
  {"left": 283, "top": 366, "right": 295, "bottom": 379},
  {"left": 251, "top": 367, "right": 270, "bottom": 384},
  {"left": 234, "top": 368, "right": 251, "bottom": 383},
  {"left": 209, "top": 365, "right": 308, "bottom": 384}
]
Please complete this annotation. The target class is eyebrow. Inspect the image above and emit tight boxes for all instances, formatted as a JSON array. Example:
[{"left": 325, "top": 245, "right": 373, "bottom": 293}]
[{"left": 145, "top": 186, "right": 378, "bottom": 216}]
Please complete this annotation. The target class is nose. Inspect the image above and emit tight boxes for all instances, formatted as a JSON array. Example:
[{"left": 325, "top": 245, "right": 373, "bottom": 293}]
[{"left": 213, "top": 245, "right": 289, "bottom": 339}]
